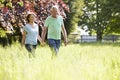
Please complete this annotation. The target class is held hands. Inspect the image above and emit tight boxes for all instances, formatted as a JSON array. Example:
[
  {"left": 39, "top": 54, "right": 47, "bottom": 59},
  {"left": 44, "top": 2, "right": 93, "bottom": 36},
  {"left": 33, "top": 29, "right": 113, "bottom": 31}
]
[
  {"left": 40, "top": 39, "right": 45, "bottom": 46},
  {"left": 41, "top": 41, "right": 45, "bottom": 46}
]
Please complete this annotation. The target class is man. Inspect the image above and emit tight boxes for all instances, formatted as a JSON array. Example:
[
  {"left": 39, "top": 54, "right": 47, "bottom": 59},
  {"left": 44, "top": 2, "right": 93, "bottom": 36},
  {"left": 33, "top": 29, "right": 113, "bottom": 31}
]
[{"left": 42, "top": 6, "right": 67, "bottom": 57}]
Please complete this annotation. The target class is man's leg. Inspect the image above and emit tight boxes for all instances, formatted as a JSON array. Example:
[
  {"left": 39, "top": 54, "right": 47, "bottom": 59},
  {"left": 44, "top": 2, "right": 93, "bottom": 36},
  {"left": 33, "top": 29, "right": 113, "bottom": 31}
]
[
  {"left": 48, "top": 39, "right": 57, "bottom": 57},
  {"left": 55, "top": 40, "right": 61, "bottom": 54}
]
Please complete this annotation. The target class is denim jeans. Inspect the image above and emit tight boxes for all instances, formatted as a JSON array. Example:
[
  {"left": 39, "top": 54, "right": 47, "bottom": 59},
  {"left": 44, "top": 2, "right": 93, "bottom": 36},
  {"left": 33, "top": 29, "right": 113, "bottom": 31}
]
[
  {"left": 48, "top": 39, "right": 61, "bottom": 54},
  {"left": 25, "top": 44, "right": 37, "bottom": 53}
]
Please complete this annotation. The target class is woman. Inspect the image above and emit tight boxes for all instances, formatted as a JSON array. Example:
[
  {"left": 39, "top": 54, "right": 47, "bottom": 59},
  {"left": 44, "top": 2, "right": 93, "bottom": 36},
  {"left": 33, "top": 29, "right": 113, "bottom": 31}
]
[{"left": 21, "top": 13, "right": 43, "bottom": 57}]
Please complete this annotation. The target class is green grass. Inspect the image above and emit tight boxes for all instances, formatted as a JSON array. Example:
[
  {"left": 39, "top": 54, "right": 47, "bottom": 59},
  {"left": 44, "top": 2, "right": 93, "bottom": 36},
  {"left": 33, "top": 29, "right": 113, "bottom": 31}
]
[{"left": 0, "top": 43, "right": 120, "bottom": 80}]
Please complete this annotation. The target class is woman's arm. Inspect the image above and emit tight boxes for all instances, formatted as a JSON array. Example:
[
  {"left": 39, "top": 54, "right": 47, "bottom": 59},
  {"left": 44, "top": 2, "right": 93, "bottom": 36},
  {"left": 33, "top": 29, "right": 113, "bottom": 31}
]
[
  {"left": 37, "top": 35, "right": 42, "bottom": 44},
  {"left": 21, "top": 30, "right": 26, "bottom": 46}
]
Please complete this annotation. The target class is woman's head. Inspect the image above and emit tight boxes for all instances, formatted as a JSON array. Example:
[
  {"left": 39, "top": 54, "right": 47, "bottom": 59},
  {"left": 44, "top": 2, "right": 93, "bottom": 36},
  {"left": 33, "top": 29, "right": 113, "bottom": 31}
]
[{"left": 26, "top": 14, "right": 35, "bottom": 23}]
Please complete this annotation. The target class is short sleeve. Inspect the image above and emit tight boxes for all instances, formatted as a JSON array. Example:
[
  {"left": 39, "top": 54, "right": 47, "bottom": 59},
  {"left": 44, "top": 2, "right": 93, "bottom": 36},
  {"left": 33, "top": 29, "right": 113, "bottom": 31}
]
[
  {"left": 23, "top": 24, "right": 28, "bottom": 32},
  {"left": 60, "top": 16, "right": 64, "bottom": 25},
  {"left": 44, "top": 17, "right": 49, "bottom": 28}
]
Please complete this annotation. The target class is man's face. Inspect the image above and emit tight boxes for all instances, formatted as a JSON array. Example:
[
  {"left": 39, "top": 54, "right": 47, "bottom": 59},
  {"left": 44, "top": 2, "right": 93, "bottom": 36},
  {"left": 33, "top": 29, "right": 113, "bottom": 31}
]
[{"left": 51, "top": 7, "right": 58, "bottom": 17}]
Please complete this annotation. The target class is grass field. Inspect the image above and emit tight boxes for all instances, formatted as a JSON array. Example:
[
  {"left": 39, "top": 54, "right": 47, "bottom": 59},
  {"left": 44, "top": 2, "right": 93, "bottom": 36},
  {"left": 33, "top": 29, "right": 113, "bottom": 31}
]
[{"left": 0, "top": 43, "right": 120, "bottom": 80}]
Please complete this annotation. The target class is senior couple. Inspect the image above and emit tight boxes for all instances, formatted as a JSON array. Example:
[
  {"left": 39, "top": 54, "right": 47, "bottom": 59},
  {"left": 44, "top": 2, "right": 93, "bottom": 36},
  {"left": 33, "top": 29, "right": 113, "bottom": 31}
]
[{"left": 21, "top": 6, "right": 67, "bottom": 57}]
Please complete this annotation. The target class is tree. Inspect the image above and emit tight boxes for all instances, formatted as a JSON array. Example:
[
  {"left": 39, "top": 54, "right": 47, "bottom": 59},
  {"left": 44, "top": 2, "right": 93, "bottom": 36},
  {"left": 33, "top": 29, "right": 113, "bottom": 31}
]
[
  {"left": 105, "top": 0, "right": 120, "bottom": 34},
  {"left": 79, "top": 0, "right": 120, "bottom": 41},
  {"left": 0, "top": 0, "right": 70, "bottom": 46},
  {"left": 63, "top": 0, "right": 84, "bottom": 35}
]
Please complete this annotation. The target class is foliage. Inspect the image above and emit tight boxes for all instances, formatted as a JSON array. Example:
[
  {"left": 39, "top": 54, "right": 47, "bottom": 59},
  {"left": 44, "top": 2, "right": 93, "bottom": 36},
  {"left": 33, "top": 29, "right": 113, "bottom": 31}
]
[
  {"left": 0, "top": 0, "right": 5, "bottom": 3},
  {"left": 63, "top": 0, "right": 84, "bottom": 35},
  {"left": 107, "top": 16, "right": 120, "bottom": 34},
  {"left": 0, "top": 27, "right": 6, "bottom": 37},
  {"left": 0, "top": 0, "right": 85, "bottom": 39},
  {"left": 79, "top": 0, "right": 120, "bottom": 41},
  {"left": 105, "top": 0, "right": 120, "bottom": 34}
]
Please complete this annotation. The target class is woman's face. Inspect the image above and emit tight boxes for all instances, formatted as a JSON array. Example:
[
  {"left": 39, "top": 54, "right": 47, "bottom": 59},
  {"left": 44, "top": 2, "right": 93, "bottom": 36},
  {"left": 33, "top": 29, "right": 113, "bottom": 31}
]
[{"left": 29, "top": 14, "right": 35, "bottom": 22}]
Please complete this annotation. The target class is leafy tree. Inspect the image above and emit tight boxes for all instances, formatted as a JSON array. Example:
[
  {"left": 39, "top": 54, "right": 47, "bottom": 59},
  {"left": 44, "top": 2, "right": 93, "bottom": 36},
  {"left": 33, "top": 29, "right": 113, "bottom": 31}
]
[
  {"left": 105, "top": 0, "right": 120, "bottom": 34},
  {"left": 79, "top": 0, "right": 120, "bottom": 41},
  {"left": 0, "top": 27, "right": 6, "bottom": 37},
  {"left": 63, "top": 0, "right": 84, "bottom": 35},
  {"left": 0, "top": 0, "right": 5, "bottom": 3},
  {"left": 0, "top": 0, "right": 85, "bottom": 40}
]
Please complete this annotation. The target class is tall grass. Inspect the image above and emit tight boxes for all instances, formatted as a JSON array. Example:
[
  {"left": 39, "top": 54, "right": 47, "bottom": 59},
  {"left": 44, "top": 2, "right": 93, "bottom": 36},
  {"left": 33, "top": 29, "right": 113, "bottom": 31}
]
[{"left": 0, "top": 43, "right": 120, "bottom": 80}]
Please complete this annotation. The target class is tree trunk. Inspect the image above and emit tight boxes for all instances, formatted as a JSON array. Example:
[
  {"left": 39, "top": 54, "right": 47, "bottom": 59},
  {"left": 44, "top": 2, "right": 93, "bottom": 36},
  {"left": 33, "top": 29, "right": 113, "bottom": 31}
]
[{"left": 96, "top": 30, "right": 103, "bottom": 42}]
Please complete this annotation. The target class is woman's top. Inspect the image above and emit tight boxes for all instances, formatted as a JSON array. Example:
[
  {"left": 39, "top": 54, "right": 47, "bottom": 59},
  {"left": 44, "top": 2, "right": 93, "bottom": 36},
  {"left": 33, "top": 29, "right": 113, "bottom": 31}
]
[{"left": 23, "top": 23, "right": 38, "bottom": 45}]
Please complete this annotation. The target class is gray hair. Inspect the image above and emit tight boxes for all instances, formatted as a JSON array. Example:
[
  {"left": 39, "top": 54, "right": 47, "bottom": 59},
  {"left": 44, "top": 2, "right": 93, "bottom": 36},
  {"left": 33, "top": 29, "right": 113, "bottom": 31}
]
[{"left": 51, "top": 5, "right": 58, "bottom": 10}]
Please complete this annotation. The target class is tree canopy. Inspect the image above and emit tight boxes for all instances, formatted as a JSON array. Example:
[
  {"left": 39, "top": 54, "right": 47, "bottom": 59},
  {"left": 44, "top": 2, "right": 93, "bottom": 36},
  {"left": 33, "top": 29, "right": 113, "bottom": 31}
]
[
  {"left": 63, "top": 0, "right": 84, "bottom": 35},
  {"left": 79, "top": 0, "right": 120, "bottom": 41}
]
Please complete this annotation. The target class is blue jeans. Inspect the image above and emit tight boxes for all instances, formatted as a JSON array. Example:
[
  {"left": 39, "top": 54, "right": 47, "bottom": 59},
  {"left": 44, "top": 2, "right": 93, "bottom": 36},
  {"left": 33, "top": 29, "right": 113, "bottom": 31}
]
[
  {"left": 48, "top": 39, "right": 61, "bottom": 54},
  {"left": 25, "top": 44, "right": 37, "bottom": 53}
]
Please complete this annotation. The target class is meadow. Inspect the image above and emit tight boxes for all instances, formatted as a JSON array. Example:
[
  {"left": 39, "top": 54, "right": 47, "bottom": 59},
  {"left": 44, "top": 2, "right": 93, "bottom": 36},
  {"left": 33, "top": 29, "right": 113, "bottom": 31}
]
[{"left": 0, "top": 43, "right": 120, "bottom": 80}]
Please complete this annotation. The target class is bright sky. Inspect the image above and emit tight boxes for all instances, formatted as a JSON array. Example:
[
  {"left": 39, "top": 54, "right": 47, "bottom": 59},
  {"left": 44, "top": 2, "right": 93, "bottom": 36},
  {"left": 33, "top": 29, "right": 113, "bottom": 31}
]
[{"left": 77, "top": 26, "right": 89, "bottom": 35}]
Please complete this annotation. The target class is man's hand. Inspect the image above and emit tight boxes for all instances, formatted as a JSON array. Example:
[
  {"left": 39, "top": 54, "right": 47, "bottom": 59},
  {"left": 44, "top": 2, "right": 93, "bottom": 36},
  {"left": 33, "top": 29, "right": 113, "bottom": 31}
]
[
  {"left": 64, "top": 38, "right": 67, "bottom": 46},
  {"left": 40, "top": 39, "right": 45, "bottom": 46}
]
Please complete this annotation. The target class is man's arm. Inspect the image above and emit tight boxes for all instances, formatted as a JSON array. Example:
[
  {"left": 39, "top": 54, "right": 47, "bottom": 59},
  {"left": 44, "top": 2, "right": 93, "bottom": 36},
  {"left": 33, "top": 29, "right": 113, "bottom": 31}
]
[
  {"left": 37, "top": 26, "right": 43, "bottom": 44},
  {"left": 42, "top": 27, "right": 47, "bottom": 42},
  {"left": 62, "top": 24, "right": 67, "bottom": 46}
]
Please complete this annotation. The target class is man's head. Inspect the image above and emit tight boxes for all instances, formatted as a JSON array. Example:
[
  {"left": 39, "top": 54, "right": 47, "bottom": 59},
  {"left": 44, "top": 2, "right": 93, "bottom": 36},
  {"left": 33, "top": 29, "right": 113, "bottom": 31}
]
[{"left": 50, "top": 6, "right": 59, "bottom": 18}]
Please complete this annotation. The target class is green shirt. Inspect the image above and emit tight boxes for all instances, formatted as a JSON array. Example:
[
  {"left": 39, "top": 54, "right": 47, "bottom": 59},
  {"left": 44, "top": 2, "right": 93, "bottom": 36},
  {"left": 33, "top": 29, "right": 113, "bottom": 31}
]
[{"left": 44, "top": 15, "right": 64, "bottom": 40}]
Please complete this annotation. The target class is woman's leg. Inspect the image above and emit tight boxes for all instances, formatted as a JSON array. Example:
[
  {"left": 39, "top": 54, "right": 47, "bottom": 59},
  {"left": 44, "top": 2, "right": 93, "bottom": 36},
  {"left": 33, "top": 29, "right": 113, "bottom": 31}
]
[{"left": 25, "top": 44, "right": 37, "bottom": 57}]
